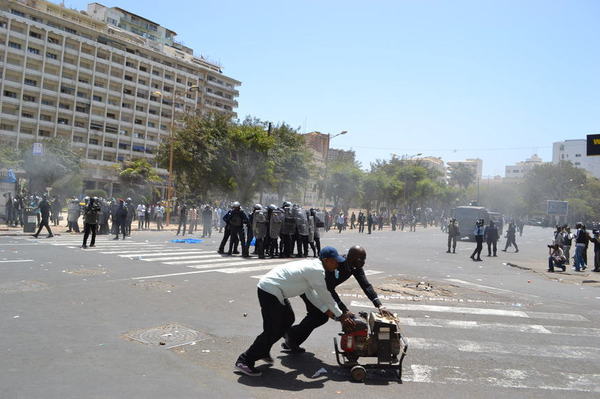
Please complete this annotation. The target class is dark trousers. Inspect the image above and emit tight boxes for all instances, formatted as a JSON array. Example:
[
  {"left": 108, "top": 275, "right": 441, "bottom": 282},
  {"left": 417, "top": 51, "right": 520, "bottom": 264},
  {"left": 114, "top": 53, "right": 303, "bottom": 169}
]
[
  {"left": 281, "top": 234, "right": 294, "bottom": 257},
  {"left": 471, "top": 236, "right": 483, "bottom": 259},
  {"left": 177, "top": 217, "right": 187, "bottom": 235},
  {"left": 229, "top": 227, "right": 247, "bottom": 255},
  {"left": 285, "top": 294, "right": 329, "bottom": 348},
  {"left": 358, "top": 222, "right": 364, "bottom": 233},
  {"left": 486, "top": 240, "right": 497, "bottom": 256},
  {"left": 267, "top": 237, "right": 279, "bottom": 257},
  {"left": 34, "top": 217, "right": 53, "bottom": 236},
  {"left": 448, "top": 235, "right": 457, "bottom": 252},
  {"left": 504, "top": 237, "right": 519, "bottom": 251},
  {"left": 548, "top": 256, "right": 566, "bottom": 272},
  {"left": 68, "top": 220, "right": 80, "bottom": 232},
  {"left": 367, "top": 223, "right": 372, "bottom": 234},
  {"left": 237, "top": 288, "right": 295, "bottom": 366},
  {"left": 83, "top": 223, "right": 97, "bottom": 246},
  {"left": 202, "top": 221, "right": 211, "bottom": 237},
  {"left": 255, "top": 237, "right": 265, "bottom": 258},
  {"left": 218, "top": 227, "right": 231, "bottom": 252},
  {"left": 296, "top": 235, "right": 308, "bottom": 257},
  {"left": 114, "top": 221, "right": 127, "bottom": 238}
]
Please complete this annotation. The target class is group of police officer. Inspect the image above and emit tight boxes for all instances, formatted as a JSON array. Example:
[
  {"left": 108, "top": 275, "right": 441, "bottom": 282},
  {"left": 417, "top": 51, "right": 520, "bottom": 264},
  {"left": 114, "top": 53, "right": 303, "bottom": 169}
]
[{"left": 217, "top": 201, "right": 323, "bottom": 260}]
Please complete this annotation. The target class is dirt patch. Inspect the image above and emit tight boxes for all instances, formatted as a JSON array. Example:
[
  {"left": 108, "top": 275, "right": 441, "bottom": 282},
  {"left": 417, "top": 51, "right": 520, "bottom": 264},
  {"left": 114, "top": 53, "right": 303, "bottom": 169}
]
[
  {"left": 377, "top": 278, "right": 454, "bottom": 297},
  {"left": 0, "top": 280, "right": 49, "bottom": 294},
  {"left": 62, "top": 268, "right": 107, "bottom": 276},
  {"left": 132, "top": 281, "right": 175, "bottom": 291}
]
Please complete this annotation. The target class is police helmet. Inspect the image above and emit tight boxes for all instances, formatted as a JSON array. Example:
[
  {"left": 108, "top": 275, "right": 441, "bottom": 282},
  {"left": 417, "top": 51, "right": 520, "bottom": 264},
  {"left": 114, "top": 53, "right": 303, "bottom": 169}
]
[
  {"left": 282, "top": 201, "right": 292, "bottom": 208},
  {"left": 231, "top": 201, "right": 241, "bottom": 209},
  {"left": 253, "top": 203, "right": 263, "bottom": 210},
  {"left": 268, "top": 204, "right": 278, "bottom": 211}
]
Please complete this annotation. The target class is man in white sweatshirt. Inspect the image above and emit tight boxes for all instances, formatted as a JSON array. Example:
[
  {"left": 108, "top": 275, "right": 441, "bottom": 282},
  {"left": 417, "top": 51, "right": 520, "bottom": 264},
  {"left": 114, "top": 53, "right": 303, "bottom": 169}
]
[{"left": 235, "top": 246, "right": 353, "bottom": 377}]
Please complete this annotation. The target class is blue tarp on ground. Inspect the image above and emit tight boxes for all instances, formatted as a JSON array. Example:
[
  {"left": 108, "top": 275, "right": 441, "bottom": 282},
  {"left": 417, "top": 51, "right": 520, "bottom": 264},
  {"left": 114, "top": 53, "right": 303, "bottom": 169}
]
[{"left": 170, "top": 238, "right": 203, "bottom": 244}]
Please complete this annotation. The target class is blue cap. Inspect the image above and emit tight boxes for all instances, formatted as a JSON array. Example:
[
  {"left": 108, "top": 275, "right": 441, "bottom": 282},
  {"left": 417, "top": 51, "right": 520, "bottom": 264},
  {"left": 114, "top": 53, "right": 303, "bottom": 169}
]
[{"left": 319, "top": 246, "right": 346, "bottom": 263}]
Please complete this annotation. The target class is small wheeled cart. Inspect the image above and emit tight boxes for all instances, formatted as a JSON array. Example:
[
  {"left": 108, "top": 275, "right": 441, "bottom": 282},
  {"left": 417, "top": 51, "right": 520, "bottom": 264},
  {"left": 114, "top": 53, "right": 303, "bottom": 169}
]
[{"left": 333, "top": 311, "right": 408, "bottom": 383}]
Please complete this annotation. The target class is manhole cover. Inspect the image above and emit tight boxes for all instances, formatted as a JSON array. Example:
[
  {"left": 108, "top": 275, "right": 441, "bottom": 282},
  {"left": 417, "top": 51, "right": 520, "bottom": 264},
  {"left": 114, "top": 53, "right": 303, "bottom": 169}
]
[
  {"left": 0, "top": 280, "right": 49, "bottom": 294},
  {"left": 124, "top": 323, "right": 207, "bottom": 349}
]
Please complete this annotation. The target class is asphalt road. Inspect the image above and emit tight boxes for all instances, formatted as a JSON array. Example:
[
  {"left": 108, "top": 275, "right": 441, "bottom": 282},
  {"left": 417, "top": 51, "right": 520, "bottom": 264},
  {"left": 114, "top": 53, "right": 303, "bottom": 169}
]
[{"left": 1, "top": 225, "right": 599, "bottom": 398}]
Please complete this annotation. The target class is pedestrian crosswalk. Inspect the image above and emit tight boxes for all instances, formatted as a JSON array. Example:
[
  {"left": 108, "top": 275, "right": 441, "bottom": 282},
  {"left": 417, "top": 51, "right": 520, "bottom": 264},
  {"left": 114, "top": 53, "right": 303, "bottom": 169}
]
[
  {"left": 18, "top": 235, "right": 380, "bottom": 279},
  {"left": 349, "top": 299, "right": 600, "bottom": 393}
]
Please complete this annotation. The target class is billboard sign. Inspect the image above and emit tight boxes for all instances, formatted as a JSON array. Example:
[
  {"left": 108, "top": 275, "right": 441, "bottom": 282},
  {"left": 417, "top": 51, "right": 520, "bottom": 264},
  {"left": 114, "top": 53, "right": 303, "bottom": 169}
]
[
  {"left": 547, "top": 200, "right": 568, "bottom": 216},
  {"left": 32, "top": 142, "right": 43, "bottom": 155},
  {"left": 587, "top": 134, "right": 600, "bottom": 156}
]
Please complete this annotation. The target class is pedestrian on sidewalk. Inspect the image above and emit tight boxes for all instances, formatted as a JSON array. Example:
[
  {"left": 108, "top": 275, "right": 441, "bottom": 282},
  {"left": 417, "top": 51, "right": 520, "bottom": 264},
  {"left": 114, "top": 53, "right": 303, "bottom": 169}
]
[
  {"left": 32, "top": 195, "right": 53, "bottom": 238},
  {"left": 561, "top": 226, "right": 573, "bottom": 265},
  {"left": 82, "top": 197, "right": 100, "bottom": 248},
  {"left": 136, "top": 203, "right": 146, "bottom": 231},
  {"left": 589, "top": 229, "right": 600, "bottom": 272},
  {"left": 572, "top": 222, "right": 588, "bottom": 272},
  {"left": 155, "top": 203, "right": 164, "bottom": 231}
]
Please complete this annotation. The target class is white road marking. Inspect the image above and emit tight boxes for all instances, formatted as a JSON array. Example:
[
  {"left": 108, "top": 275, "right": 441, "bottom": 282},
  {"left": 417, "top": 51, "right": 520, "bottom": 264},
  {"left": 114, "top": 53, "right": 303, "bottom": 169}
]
[
  {"left": 164, "top": 257, "right": 252, "bottom": 265},
  {"left": 99, "top": 248, "right": 176, "bottom": 254},
  {"left": 403, "top": 364, "right": 600, "bottom": 392},
  {"left": 400, "top": 317, "right": 600, "bottom": 336},
  {"left": 120, "top": 250, "right": 209, "bottom": 258},
  {"left": 186, "top": 260, "right": 273, "bottom": 270},
  {"left": 141, "top": 254, "right": 222, "bottom": 262},
  {"left": 445, "top": 278, "right": 539, "bottom": 298},
  {"left": 350, "top": 301, "right": 588, "bottom": 321},
  {"left": 0, "top": 259, "right": 34, "bottom": 263},
  {"left": 409, "top": 337, "right": 600, "bottom": 360},
  {"left": 215, "top": 265, "right": 277, "bottom": 274}
]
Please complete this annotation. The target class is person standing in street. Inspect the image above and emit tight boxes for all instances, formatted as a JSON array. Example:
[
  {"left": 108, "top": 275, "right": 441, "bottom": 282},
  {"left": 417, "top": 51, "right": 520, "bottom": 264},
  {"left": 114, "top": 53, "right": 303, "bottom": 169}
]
[
  {"left": 176, "top": 203, "right": 188, "bottom": 236},
  {"left": 32, "top": 195, "right": 53, "bottom": 238},
  {"left": 113, "top": 199, "right": 128, "bottom": 240},
  {"left": 66, "top": 197, "right": 80, "bottom": 233},
  {"left": 188, "top": 205, "right": 198, "bottom": 235},
  {"left": 447, "top": 218, "right": 460, "bottom": 253},
  {"left": 367, "top": 212, "right": 374, "bottom": 234},
  {"left": 136, "top": 203, "right": 146, "bottom": 231},
  {"left": 502, "top": 222, "right": 519, "bottom": 253},
  {"left": 572, "top": 223, "right": 588, "bottom": 272},
  {"left": 234, "top": 246, "right": 353, "bottom": 377},
  {"left": 201, "top": 205, "right": 212, "bottom": 237},
  {"left": 155, "top": 203, "right": 164, "bottom": 231},
  {"left": 391, "top": 213, "right": 397, "bottom": 231},
  {"left": 82, "top": 197, "right": 100, "bottom": 248},
  {"left": 484, "top": 220, "right": 499, "bottom": 257},
  {"left": 350, "top": 212, "right": 356, "bottom": 229},
  {"left": 336, "top": 212, "right": 344, "bottom": 234},
  {"left": 470, "top": 219, "right": 484, "bottom": 261},
  {"left": 358, "top": 211, "right": 365, "bottom": 233}
]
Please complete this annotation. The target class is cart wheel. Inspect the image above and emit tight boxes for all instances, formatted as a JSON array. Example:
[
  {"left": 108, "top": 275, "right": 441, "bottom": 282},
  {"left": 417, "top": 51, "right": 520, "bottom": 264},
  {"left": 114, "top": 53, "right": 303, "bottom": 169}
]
[{"left": 350, "top": 365, "right": 367, "bottom": 382}]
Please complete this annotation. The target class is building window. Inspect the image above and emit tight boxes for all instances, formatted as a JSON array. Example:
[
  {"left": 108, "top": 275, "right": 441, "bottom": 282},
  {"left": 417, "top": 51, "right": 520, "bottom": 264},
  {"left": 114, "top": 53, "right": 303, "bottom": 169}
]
[
  {"left": 57, "top": 118, "right": 70, "bottom": 125},
  {"left": 89, "top": 138, "right": 99, "bottom": 145},
  {"left": 64, "top": 27, "right": 77, "bottom": 34},
  {"left": 575, "top": 154, "right": 581, "bottom": 157},
  {"left": 59, "top": 103, "right": 71, "bottom": 110},
  {"left": 48, "top": 36, "right": 60, "bottom": 44},
  {"left": 23, "top": 94, "right": 36, "bottom": 102},
  {"left": 10, "top": 9, "right": 26, "bottom": 17},
  {"left": 73, "top": 136, "right": 83, "bottom": 143},
  {"left": 38, "top": 129, "right": 51, "bottom": 137},
  {"left": 21, "top": 111, "right": 34, "bottom": 118},
  {"left": 93, "top": 95, "right": 103, "bottom": 102},
  {"left": 27, "top": 47, "right": 40, "bottom": 55},
  {"left": 29, "top": 31, "right": 42, "bottom": 39},
  {"left": 46, "top": 52, "right": 58, "bottom": 60},
  {"left": 119, "top": 143, "right": 129, "bottom": 149},
  {"left": 8, "top": 42, "right": 22, "bottom": 49},
  {"left": 104, "top": 141, "right": 113, "bottom": 148},
  {"left": 3, "top": 90, "right": 17, "bottom": 98},
  {"left": 40, "top": 114, "right": 52, "bottom": 121}
]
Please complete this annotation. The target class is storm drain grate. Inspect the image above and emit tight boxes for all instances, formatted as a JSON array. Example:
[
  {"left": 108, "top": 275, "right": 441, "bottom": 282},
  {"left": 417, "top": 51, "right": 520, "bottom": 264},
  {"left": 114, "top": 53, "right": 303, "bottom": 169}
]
[{"left": 124, "top": 323, "right": 208, "bottom": 349}]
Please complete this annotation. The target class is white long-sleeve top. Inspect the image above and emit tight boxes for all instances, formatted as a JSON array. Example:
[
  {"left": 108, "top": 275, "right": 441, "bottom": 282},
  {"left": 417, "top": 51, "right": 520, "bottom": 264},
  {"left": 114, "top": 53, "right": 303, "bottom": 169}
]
[{"left": 257, "top": 258, "right": 343, "bottom": 317}]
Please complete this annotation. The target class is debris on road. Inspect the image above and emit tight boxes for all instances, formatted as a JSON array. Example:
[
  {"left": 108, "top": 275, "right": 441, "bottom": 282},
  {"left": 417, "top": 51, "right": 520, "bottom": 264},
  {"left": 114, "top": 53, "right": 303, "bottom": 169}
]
[{"left": 311, "top": 367, "right": 328, "bottom": 378}]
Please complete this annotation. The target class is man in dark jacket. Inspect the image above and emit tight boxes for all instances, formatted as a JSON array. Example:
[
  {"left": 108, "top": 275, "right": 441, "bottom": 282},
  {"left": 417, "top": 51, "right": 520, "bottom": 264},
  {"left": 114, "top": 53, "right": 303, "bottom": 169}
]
[
  {"left": 222, "top": 201, "right": 249, "bottom": 257},
  {"left": 282, "top": 245, "right": 391, "bottom": 353},
  {"left": 113, "top": 200, "right": 128, "bottom": 240},
  {"left": 484, "top": 220, "right": 499, "bottom": 257},
  {"left": 176, "top": 203, "right": 188, "bottom": 236},
  {"left": 82, "top": 197, "right": 100, "bottom": 248},
  {"left": 32, "top": 195, "right": 53, "bottom": 238}
]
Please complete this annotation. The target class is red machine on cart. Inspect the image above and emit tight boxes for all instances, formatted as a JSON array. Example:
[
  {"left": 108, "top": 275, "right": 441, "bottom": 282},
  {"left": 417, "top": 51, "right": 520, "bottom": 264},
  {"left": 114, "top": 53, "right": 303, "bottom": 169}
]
[{"left": 334, "top": 311, "right": 408, "bottom": 383}]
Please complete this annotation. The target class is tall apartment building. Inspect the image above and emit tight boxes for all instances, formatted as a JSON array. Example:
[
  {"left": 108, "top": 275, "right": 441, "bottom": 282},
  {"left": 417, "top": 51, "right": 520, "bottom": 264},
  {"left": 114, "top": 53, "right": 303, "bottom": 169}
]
[
  {"left": 446, "top": 158, "right": 483, "bottom": 181},
  {"left": 553, "top": 139, "right": 600, "bottom": 179},
  {"left": 0, "top": 0, "right": 240, "bottom": 194}
]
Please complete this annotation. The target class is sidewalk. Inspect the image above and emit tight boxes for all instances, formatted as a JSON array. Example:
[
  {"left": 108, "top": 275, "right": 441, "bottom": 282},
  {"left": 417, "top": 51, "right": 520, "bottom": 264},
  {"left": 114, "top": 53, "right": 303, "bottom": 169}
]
[{"left": 507, "top": 256, "right": 600, "bottom": 287}]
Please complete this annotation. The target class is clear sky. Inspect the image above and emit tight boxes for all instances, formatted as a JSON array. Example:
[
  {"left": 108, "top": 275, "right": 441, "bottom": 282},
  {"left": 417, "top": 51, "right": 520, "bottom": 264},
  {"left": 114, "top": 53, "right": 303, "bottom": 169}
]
[{"left": 65, "top": 0, "right": 600, "bottom": 176}]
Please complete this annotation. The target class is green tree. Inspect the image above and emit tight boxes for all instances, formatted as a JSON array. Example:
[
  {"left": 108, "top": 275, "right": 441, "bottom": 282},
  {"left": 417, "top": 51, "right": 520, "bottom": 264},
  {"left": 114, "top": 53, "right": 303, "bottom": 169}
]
[
  {"left": 325, "top": 159, "right": 364, "bottom": 211},
  {"left": 449, "top": 163, "right": 476, "bottom": 190},
  {"left": 114, "top": 158, "right": 162, "bottom": 202}
]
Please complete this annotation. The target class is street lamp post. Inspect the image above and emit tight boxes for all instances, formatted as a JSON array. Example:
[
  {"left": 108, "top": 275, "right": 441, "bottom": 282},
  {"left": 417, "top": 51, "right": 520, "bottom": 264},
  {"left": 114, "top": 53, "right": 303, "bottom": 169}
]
[
  {"left": 322, "top": 130, "right": 348, "bottom": 209},
  {"left": 153, "top": 85, "right": 201, "bottom": 225}
]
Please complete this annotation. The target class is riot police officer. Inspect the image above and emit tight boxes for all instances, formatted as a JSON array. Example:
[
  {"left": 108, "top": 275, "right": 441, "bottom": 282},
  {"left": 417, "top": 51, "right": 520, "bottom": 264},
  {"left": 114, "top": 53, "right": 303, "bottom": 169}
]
[
  {"left": 251, "top": 204, "right": 268, "bottom": 259},
  {"left": 222, "top": 201, "right": 249, "bottom": 257},
  {"left": 267, "top": 204, "right": 283, "bottom": 257}
]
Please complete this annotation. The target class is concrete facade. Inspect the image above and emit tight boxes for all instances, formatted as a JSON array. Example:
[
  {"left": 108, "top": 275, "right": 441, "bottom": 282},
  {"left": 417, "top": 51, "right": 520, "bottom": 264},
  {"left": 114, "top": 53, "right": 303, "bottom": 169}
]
[
  {"left": 0, "top": 0, "right": 240, "bottom": 193},
  {"left": 552, "top": 139, "right": 600, "bottom": 179},
  {"left": 504, "top": 154, "right": 545, "bottom": 179}
]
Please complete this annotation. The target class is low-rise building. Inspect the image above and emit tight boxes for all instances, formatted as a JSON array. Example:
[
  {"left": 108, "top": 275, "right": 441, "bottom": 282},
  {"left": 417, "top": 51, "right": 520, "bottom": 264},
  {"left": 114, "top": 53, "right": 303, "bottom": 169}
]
[{"left": 504, "top": 154, "right": 545, "bottom": 179}]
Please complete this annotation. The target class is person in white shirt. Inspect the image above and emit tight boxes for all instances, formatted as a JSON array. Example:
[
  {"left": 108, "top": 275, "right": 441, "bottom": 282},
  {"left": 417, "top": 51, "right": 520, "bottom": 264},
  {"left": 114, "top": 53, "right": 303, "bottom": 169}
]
[
  {"left": 136, "top": 204, "right": 146, "bottom": 230},
  {"left": 235, "top": 246, "right": 353, "bottom": 377},
  {"left": 155, "top": 204, "right": 165, "bottom": 231}
]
